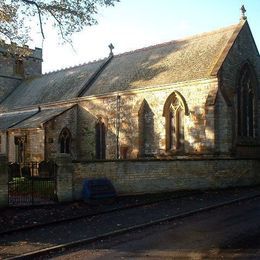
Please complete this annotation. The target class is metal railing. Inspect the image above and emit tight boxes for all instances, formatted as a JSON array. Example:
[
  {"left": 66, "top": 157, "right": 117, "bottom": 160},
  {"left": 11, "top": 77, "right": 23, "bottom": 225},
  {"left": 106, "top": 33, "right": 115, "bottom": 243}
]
[{"left": 8, "top": 161, "right": 58, "bottom": 206}]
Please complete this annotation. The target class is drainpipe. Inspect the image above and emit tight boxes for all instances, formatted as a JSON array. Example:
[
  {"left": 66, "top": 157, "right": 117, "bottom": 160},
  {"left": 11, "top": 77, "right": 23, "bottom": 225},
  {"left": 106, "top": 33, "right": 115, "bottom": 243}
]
[{"left": 116, "top": 95, "right": 121, "bottom": 159}]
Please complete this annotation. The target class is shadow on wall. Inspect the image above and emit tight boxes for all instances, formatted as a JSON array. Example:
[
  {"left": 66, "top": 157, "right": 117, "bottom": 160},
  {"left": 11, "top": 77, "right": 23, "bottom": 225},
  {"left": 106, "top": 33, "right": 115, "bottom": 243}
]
[
  {"left": 44, "top": 107, "right": 78, "bottom": 161},
  {"left": 78, "top": 91, "right": 216, "bottom": 160},
  {"left": 183, "top": 105, "right": 215, "bottom": 155},
  {"left": 78, "top": 103, "right": 119, "bottom": 160},
  {"left": 138, "top": 99, "right": 159, "bottom": 157},
  {"left": 78, "top": 94, "right": 164, "bottom": 160}
]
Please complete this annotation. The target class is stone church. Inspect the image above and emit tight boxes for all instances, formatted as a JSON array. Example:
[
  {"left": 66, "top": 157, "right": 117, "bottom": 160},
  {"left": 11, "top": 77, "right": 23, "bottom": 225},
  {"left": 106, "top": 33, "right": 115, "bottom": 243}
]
[{"left": 0, "top": 15, "right": 260, "bottom": 164}]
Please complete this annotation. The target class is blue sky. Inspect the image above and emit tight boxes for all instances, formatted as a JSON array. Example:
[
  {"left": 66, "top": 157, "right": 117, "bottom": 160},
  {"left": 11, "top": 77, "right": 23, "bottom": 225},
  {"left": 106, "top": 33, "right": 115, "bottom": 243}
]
[{"left": 37, "top": 0, "right": 260, "bottom": 73}]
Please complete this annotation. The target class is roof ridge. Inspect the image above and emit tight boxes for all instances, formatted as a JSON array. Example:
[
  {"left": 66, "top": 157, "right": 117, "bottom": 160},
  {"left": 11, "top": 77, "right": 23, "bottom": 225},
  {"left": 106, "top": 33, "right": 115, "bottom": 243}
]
[
  {"left": 114, "top": 23, "right": 239, "bottom": 58},
  {"left": 42, "top": 22, "right": 239, "bottom": 75}
]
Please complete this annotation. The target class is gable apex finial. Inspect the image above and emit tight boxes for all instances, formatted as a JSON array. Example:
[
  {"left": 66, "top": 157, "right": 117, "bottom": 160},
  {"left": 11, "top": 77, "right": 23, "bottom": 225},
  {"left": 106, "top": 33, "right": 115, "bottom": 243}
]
[
  {"left": 240, "top": 5, "right": 247, "bottom": 21},
  {"left": 108, "top": 43, "right": 114, "bottom": 56}
]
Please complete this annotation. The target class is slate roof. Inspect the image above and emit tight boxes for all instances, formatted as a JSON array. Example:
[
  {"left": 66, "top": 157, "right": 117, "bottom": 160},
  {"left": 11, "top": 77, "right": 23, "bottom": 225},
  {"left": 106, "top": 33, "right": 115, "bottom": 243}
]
[
  {"left": 0, "top": 109, "right": 38, "bottom": 130},
  {"left": 0, "top": 59, "right": 106, "bottom": 110},
  {"left": 0, "top": 77, "right": 22, "bottom": 103},
  {"left": 0, "top": 21, "right": 245, "bottom": 110},
  {"left": 84, "top": 23, "right": 242, "bottom": 96},
  {"left": 9, "top": 106, "right": 73, "bottom": 129}
]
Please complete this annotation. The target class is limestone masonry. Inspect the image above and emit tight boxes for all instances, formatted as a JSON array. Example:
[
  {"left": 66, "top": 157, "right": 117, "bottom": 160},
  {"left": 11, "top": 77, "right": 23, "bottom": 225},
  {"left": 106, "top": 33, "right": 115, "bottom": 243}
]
[{"left": 0, "top": 18, "right": 260, "bottom": 199}]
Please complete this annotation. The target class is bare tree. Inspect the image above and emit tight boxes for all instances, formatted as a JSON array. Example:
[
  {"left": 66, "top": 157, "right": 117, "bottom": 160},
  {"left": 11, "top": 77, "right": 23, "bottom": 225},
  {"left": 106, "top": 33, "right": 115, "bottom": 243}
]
[{"left": 0, "top": 0, "right": 119, "bottom": 45}]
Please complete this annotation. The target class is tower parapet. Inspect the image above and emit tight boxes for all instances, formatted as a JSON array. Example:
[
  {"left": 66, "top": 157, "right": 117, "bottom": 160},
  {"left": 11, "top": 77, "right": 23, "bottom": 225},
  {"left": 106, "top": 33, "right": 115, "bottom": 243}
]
[{"left": 0, "top": 40, "right": 43, "bottom": 79}]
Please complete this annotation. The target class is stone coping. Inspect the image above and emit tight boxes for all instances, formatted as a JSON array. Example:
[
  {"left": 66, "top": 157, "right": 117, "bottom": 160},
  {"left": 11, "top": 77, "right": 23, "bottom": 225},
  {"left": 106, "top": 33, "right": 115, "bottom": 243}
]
[{"left": 73, "top": 156, "right": 260, "bottom": 164}]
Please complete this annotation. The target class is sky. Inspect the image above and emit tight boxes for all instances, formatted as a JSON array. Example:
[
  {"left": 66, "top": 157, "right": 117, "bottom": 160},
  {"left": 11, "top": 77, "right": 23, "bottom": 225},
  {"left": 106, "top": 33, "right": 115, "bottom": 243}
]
[{"left": 30, "top": 0, "right": 260, "bottom": 73}]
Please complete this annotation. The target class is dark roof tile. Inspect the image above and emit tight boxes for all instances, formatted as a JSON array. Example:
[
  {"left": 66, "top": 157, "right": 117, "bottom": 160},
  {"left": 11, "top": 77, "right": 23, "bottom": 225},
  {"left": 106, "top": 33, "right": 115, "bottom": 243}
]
[
  {"left": 10, "top": 106, "right": 73, "bottom": 129},
  {"left": 1, "top": 59, "right": 106, "bottom": 109},
  {"left": 84, "top": 23, "right": 242, "bottom": 96},
  {"left": 0, "top": 22, "right": 244, "bottom": 109}
]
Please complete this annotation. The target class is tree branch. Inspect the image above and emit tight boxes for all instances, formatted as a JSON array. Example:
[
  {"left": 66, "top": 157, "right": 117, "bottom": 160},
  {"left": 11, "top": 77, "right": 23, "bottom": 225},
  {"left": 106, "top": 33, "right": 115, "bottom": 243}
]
[
  {"left": 21, "top": 0, "right": 45, "bottom": 39},
  {"left": 48, "top": 9, "right": 69, "bottom": 43},
  {"left": 1, "top": 0, "right": 120, "bottom": 45}
]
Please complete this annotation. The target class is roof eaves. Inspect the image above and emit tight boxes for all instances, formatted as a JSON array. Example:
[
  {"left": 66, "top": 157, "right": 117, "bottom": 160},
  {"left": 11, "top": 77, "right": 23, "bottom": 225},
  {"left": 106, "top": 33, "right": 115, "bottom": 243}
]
[
  {"left": 210, "top": 20, "right": 246, "bottom": 77},
  {"left": 11, "top": 105, "right": 76, "bottom": 130},
  {"left": 6, "top": 109, "right": 40, "bottom": 130}
]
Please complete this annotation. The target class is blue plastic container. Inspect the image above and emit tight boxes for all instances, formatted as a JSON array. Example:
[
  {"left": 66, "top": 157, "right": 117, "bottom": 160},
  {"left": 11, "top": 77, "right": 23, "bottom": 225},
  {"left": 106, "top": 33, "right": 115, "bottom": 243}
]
[{"left": 82, "top": 178, "right": 117, "bottom": 200}]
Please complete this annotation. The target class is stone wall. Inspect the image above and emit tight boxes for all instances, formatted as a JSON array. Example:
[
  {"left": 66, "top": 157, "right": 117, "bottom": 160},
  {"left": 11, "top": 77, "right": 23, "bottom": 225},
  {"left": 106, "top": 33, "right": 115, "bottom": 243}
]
[
  {"left": 0, "top": 43, "right": 42, "bottom": 106},
  {"left": 0, "top": 155, "right": 8, "bottom": 207},
  {"left": 55, "top": 154, "right": 73, "bottom": 202},
  {"left": 8, "top": 129, "right": 45, "bottom": 162},
  {"left": 78, "top": 79, "right": 218, "bottom": 160},
  {"left": 44, "top": 106, "right": 78, "bottom": 160},
  {"left": 219, "top": 21, "right": 260, "bottom": 154},
  {"left": 73, "top": 158, "right": 260, "bottom": 199},
  {"left": 0, "top": 53, "right": 18, "bottom": 77},
  {"left": 215, "top": 92, "right": 232, "bottom": 154},
  {"left": 0, "top": 132, "right": 6, "bottom": 154},
  {"left": 0, "top": 44, "right": 42, "bottom": 78},
  {"left": 26, "top": 129, "right": 45, "bottom": 162}
]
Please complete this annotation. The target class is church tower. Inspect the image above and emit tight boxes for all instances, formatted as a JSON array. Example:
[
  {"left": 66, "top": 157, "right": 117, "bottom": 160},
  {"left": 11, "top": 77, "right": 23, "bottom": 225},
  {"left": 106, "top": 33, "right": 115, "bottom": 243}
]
[{"left": 0, "top": 41, "right": 42, "bottom": 103}]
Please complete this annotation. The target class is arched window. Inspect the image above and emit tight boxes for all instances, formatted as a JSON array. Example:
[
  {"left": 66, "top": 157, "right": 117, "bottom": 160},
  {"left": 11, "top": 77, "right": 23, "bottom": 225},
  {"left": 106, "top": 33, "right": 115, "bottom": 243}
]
[
  {"left": 138, "top": 100, "right": 155, "bottom": 157},
  {"left": 163, "top": 92, "right": 188, "bottom": 152},
  {"left": 237, "top": 64, "right": 256, "bottom": 139},
  {"left": 59, "top": 128, "right": 71, "bottom": 153},
  {"left": 95, "top": 119, "right": 106, "bottom": 159}
]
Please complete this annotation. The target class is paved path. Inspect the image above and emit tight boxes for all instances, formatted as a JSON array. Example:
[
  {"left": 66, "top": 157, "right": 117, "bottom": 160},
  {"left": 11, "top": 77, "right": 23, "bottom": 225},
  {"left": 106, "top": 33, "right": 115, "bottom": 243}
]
[
  {"left": 1, "top": 186, "right": 260, "bottom": 259},
  {"left": 54, "top": 196, "right": 260, "bottom": 259}
]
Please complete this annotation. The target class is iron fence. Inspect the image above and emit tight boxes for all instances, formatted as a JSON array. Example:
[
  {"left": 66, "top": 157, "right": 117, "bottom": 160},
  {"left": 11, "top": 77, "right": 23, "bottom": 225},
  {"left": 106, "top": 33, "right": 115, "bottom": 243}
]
[{"left": 8, "top": 161, "right": 58, "bottom": 206}]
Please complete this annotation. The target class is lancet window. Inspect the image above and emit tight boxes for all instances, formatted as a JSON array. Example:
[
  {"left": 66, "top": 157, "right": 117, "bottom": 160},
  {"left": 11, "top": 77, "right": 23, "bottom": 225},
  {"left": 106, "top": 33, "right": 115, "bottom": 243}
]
[
  {"left": 59, "top": 128, "right": 71, "bottom": 154},
  {"left": 95, "top": 119, "right": 106, "bottom": 159},
  {"left": 237, "top": 64, "right": 256, "bottom": 139}
]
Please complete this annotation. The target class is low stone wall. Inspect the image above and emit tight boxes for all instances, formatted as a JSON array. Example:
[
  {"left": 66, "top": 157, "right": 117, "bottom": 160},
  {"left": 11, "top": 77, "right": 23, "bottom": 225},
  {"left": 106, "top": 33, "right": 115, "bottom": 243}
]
[
  {"left": 0, "top": 155, "right": 8, "bottom": 207},
  {"left": 73, "top": 158, "right": 260, "bottom": 199},
  {"left": 54, "top": 154, "right": 74, "bottom": 203}
]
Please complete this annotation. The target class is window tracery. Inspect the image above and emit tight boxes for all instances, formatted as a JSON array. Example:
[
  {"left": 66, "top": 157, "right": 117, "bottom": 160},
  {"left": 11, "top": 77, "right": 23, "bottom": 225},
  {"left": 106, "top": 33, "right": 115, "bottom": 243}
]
[{"left": 163, "top": 92, "right": 187, "bottom": 152}]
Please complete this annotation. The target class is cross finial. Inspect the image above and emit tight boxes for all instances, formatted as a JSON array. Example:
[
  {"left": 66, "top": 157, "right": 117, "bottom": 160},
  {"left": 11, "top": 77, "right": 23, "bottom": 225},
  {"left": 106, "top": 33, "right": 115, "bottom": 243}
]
[
  {"left": 108, "top": 43, "right": 114, "bottom": 56},
  {"left": 240, "top": 5, "right": 247, "bottom": 20}
]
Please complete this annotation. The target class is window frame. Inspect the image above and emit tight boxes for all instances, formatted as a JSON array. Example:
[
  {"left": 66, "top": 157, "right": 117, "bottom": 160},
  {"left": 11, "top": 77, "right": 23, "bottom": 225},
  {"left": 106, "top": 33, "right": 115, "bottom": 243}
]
[
  {"left": 236, "top": 63, "right": 257, "bottom": 143},
  {"left": 59, "top": 128, "right": 72, "bottom": 154},
  {"left": 95, "top": 119, "right": 106, "bottom": 160},
  {"left": 163, "top": 92, "right": 188, "bottom": 153}
]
